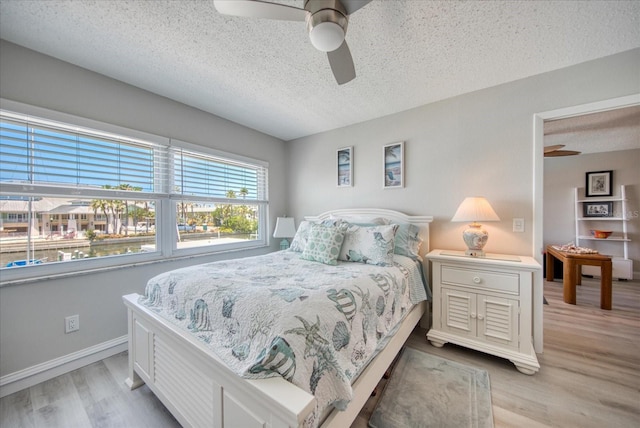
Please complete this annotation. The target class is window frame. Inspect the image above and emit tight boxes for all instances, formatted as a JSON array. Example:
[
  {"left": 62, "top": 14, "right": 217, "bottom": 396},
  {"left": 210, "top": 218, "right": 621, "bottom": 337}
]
[{"left": 0, "top": 99, "right": 269, "bottom": 284}]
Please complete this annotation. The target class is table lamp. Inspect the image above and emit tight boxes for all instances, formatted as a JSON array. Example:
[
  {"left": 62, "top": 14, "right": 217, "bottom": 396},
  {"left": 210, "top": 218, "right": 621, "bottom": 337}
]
[
  {"left": 273, "top": 217, "right": 297, "bottom": 250},
  {"left": 451, "top": 197, "right": 500, "bottom": 257}
]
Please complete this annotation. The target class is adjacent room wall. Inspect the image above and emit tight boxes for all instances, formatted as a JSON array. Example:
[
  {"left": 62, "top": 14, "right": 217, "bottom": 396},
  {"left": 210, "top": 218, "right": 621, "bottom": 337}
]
[
  {"left": 544, "top": 149, "right": 640, "bottom": 277},
  {"left": 286, "top": 49, "right": 640, "bottom": 260},
  {"left": 0, "top": 40, "right": 287, "bottom": 379}
]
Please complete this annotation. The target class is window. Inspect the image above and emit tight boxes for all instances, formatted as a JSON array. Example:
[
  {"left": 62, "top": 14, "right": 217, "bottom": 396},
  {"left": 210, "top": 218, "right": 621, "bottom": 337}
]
[{"left": 0, "top": 106, "right": 269, "bottom": 278}]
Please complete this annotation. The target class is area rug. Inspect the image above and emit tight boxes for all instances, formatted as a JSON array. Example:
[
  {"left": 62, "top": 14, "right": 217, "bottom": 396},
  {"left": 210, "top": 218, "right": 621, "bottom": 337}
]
[{"left": 368, "top": 347, "right": 494, "bottom": 428}]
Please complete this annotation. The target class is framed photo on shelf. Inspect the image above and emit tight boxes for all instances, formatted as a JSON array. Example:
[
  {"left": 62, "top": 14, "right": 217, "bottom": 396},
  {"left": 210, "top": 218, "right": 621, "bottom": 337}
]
[
  {"left": 337, "top": 146, "right": 353, "bottom": 187},
  {"left": 383, "top": 141, "right": 404, "bottom": 189},
  {"left": 583, "top": 201, "right": 613, "bottom": 218},
  {"left": 585, "top": 170, "right": 612, "bottom": 197}
]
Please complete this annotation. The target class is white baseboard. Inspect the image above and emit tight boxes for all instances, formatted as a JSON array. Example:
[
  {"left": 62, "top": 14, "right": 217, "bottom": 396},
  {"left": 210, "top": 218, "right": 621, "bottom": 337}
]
[{"left": 0, "top": 335, "right": 127, "bottom": 398}]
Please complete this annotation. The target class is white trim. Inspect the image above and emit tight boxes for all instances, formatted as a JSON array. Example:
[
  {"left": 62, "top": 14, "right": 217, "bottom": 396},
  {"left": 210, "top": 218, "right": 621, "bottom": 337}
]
[
  {"left": 533, "top": 93, "right": 640, "bottom": 261},
  {"left": 0, "top": 98, "right": 272, "bottom": 283},
  {"left": 532, "top": 93, "right": 640, "bottom": 354},
  {"left": 0, "top": 335, "right": 127, "bottom": 398}
]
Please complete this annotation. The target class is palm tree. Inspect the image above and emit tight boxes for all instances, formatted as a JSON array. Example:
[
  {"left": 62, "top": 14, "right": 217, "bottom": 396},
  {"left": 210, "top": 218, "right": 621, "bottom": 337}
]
[
  {"left": 90, "top": 199, "right": 108, "bottom": 232},
  {"left": 117, "top": 184, "right": 134, "bottom": 235}
]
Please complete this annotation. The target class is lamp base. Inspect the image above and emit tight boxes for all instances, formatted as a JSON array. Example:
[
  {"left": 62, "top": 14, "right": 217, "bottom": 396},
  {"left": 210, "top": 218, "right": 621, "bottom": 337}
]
[
  {"left": 462, "top": 223, "right": 489, "bottom": 257},
  {"left": 279, "top": 238, "right": 290, "bottom": 250},
  {"left": 465, "top": 249, "right": 486, "bottom": 257}
]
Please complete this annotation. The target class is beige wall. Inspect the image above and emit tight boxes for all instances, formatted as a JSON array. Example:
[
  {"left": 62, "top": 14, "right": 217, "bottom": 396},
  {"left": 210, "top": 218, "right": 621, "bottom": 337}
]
[{"left": 286, "top": 49, "right": 640, "bottom": 260}]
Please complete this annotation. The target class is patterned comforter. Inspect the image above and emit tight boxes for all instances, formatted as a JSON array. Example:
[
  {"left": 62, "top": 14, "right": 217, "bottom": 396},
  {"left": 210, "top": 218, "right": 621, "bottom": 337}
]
[{"left": 140, "top": 250, "right": 428, "bottom": 426}]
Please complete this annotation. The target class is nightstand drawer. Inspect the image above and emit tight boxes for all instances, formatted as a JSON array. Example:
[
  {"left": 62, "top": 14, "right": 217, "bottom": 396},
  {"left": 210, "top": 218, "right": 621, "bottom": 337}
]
[{"left": 441, "top": 265, "right": 519, "bottom": 294}]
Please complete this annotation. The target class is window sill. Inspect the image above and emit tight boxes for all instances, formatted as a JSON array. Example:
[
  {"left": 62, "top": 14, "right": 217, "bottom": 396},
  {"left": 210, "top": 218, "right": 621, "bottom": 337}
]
[{"left": 0, "top": 243, "right": 268, "bottom": 288}]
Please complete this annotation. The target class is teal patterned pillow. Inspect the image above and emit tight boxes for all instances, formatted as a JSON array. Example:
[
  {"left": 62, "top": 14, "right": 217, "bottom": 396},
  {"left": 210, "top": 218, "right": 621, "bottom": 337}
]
[
  {"left": 394, "top": 223, "right": 422, "bottom": 259},
  {"left": 300, "top": 224, "right": 345, "bottom": 265},
  {"left": 338, "top": 224, "right": 398, "bottom": 266}
]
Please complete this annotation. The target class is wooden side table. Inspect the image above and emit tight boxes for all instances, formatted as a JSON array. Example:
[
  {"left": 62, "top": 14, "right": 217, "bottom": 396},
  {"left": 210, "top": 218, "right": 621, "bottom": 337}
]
[{"left": 545, "top": 245, "right": 612, "bottom": 310}]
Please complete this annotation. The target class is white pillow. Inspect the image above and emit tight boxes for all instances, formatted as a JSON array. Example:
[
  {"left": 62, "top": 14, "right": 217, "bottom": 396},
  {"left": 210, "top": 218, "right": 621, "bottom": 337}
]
[{"left": 338, "top": 224, "right": 398, "bottom": 266}]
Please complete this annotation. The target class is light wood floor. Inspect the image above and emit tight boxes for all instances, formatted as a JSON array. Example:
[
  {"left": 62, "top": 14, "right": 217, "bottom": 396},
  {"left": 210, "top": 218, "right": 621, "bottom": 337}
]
[{"left": 2, "top": 277, "right": 639, "bottom": 427}]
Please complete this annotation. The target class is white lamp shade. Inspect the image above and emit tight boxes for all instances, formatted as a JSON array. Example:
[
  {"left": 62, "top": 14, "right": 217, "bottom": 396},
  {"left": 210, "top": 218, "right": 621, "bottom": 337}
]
[
  {"left": 451, "top": 197, "right": 500, "bottom": 223},
  {"left": 273, "top": 217, "right": 297, "bottom": 238},
  {"left": 451, "top": 197, "right": 499, "bottom": 257}
]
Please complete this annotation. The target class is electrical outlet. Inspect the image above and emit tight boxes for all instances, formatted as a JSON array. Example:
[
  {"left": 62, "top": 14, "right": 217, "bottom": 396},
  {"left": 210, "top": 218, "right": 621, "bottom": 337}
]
[
  {"left": 513, "top": 218, "right": 525, "bottom": 233},
  {"left": 65, "top": 314, "right": 79, "bottom": 333}
]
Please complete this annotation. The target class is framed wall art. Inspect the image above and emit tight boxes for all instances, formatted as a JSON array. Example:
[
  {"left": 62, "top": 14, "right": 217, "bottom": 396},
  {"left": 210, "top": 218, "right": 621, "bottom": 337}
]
[
  {"left": 337, "top": 146, "right": 353, "bottom": 187},
  {"left": 585, "top": 170, "right": 612, "bottom": 197},
  {"left": 383, "top": 141, "right": 404, "bottom": 189},
  {"left": 583, "top": 201, "right": 613, "bottom": 217}
]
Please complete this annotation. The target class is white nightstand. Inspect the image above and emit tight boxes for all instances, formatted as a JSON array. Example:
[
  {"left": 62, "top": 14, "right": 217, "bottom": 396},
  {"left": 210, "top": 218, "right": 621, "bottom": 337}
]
[{"left": 426, "top": 249, "right": 541, "bottom": 374}]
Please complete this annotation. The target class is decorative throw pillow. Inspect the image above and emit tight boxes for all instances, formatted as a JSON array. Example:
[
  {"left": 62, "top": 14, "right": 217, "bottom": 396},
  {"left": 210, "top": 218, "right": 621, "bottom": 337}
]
[
  {"left": 338, "top": 224, "right": 398, "bottom": 266},
  {"left": 300, "top": 224, "right": 346, "bottom": 265},
  {"left": 394, "top": 223, "right": 422, "bottom": 259},
  {"left": 290, "top": 219, "right": 344, "bottom": 252},
  {"left": 289, "top": 221, "right": 312, "bottom": 252}
]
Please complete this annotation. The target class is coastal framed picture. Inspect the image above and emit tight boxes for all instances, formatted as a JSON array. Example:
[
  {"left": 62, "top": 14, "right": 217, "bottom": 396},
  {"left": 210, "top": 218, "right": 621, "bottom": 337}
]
[
  {"left": 383, "top": 141, "right": 404, "bottom": 189},
  {"left": 337, "top": 146, "right": 353, "bottom": 187},
  {"left": 585, "top": 170, "right": 612, "bottom": 197}
]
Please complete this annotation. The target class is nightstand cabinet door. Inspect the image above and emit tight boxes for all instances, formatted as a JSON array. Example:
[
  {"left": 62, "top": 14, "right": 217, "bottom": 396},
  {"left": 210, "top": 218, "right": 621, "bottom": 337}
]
[
  {"left": 427, "top": 250, "right": 540, "bottom": 375},
  {"left": 442, "top": 287, "right": 519, "bottom": 349},
  {"left": 478, "top": 294, "right": 518, "bottom": 348},
  {"left": 442, "top": 287, "right": 477, "bottom": 337}
]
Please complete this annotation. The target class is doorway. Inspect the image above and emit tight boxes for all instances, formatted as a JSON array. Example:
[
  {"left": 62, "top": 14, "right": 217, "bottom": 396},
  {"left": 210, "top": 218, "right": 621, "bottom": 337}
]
[{"left": 532, "top": 93, "right": 640, "bottom": 352}]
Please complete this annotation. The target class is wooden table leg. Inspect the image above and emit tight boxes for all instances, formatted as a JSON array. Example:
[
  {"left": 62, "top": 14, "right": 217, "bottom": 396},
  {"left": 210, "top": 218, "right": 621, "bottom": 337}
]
[
  {"left": 563, "top": 259, "right": 577, "bottom": 305},
  {"left": 546, "top": 251, "right": 554, "bottom": 281},
  {"left": 601, "top": 260, "right": 612, "bottom": 310}
]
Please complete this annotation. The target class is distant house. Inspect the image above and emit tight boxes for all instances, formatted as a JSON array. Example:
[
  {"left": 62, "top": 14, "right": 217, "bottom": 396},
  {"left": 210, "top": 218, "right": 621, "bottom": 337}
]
[{"left": 0, "top": 198, "right": 108, "bottom": 236}]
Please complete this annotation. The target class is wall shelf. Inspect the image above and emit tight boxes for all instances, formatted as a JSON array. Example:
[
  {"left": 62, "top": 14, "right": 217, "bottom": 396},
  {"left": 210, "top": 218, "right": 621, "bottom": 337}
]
[{"left": 574, "top": 185, "right": 632, "bottom": 280}]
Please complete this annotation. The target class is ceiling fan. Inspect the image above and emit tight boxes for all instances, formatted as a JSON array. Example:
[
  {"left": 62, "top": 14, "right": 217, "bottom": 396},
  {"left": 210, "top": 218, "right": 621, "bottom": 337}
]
[
  {"left": 544, "top": 144, "right": 581, "bottom": 157},
  {"left": 213, "top": 0, "right": 372, "bottom": 85}
]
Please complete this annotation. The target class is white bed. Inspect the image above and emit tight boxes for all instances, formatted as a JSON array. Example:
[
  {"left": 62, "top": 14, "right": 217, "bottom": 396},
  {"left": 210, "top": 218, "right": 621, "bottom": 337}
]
[{"left": 123, "top": 208, "right": 433, "bottom": 428}]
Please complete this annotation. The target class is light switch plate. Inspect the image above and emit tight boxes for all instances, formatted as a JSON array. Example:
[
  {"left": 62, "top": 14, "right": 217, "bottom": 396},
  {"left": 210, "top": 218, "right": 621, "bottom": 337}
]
[{"left": 513, "top": 218, "right": 525, "bottom": 233}]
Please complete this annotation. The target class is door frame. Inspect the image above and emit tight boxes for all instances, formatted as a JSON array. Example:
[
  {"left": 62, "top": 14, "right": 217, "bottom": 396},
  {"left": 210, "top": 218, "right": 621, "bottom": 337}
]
[{"left": 531, "top": 93, "right": 639, "bottom": 352}]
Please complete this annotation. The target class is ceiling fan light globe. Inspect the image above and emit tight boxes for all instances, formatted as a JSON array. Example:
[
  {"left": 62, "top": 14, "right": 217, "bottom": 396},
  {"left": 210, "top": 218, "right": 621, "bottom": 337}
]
[{"left": 309, "top": 21, "right": 344, "bottom": 52}]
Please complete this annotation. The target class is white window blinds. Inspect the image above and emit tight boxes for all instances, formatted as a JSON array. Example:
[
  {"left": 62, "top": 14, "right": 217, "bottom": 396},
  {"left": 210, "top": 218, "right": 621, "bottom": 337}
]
[
  {"left": 171, "top": 147, "right": 268, "bottom": 203},
  {"left": 0, "top": 111, "right": 164, "bottom": 193}
]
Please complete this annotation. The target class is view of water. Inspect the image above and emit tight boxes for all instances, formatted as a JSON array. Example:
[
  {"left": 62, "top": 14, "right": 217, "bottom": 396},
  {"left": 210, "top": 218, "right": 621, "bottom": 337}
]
[
  {"left": 1, "top": 233, "right": 254, "bottom": 268},
  {"left": 1, "top": 240, "right": 151, "bottom": 267}
]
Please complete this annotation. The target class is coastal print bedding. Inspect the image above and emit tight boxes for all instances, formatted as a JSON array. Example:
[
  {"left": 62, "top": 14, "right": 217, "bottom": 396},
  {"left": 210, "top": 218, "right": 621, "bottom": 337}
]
[{"left": 140, "top": 250, "right": 427, "bottom": 427}]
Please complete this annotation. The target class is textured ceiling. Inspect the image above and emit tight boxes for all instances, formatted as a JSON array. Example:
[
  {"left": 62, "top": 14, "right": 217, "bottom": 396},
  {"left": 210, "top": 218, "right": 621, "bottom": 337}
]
[
  {"left": 544, "top": 105, "right": 640, "bottom": 156},
  {"left": 1, "top": 0, "right": 639, "bottom": 142}
]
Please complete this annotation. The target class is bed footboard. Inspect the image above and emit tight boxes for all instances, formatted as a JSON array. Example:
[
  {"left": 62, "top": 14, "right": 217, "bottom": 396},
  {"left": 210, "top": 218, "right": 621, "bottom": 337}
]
[
  {"left": 123, "top": 293, "right": 315, "bottom": 428},
  {"left": 123, "top": 295, "right": 427, "bottom": 428}
]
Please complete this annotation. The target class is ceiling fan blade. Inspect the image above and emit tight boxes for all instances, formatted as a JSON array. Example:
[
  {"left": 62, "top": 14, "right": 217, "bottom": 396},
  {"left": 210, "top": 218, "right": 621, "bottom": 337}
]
[
  {"left": 544, "top": 144, "right": 565, "bottom": 153},
  {"left": 214, "top": 0, "right": 307, "bottom": 21},
  {"left": 327, "top": 41, "right": 356, "bottom": 85},
  {"left": 341, "top": 0, "right": 373, "bottom": 15},
  {"left": 544, "top": 150, "right": 581, "bottom": 157}
]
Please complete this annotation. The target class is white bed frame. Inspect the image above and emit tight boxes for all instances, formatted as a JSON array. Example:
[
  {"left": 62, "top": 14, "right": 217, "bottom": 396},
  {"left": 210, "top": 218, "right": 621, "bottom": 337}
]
[{"left": 123, "top": 208, "right": 433, "bottom": 428}]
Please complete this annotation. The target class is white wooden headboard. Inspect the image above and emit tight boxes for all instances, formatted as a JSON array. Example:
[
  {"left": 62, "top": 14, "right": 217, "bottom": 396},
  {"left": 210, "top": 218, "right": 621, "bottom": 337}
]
[{"left": 304, "top": 208, "right": 433, "bottom": 259}]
